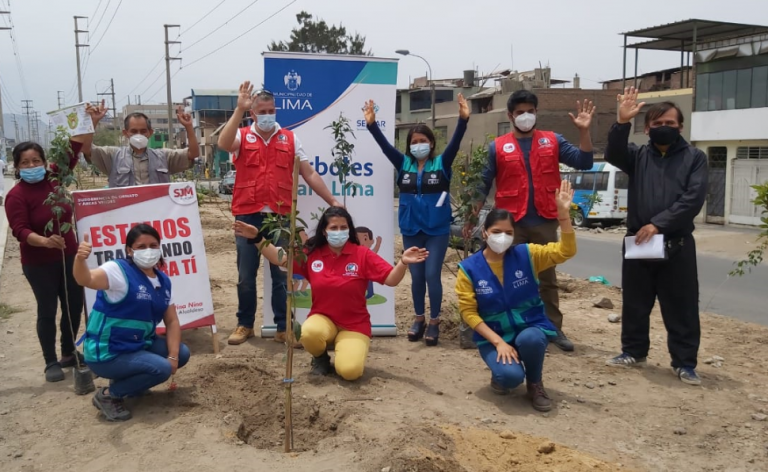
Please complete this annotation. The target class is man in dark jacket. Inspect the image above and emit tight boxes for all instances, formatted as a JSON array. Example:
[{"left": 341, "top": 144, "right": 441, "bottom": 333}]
[{"left": 604, "top": 87, "right": 708, "bottom": 386}]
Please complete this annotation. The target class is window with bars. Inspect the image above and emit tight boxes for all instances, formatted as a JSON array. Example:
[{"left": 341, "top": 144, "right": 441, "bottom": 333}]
[
  {"left": 736, "top": 147, "right": 768, "bottom": 159},
  {"left": 708, "top": 147, "right": 728, "bottom": 168}
]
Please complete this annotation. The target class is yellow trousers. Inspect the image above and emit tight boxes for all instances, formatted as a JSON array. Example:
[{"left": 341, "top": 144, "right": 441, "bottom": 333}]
[{"left": 301, "top": 314, "right": 370, "bottom": 381}]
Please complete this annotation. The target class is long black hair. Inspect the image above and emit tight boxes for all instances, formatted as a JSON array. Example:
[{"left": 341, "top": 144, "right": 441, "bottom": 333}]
[
  {"left": 125, "top": 223, "right": 165, "bottom": 268},
  {"left": 404, "top": 124, "right": 436, "bottom": 160},
  {"left": 12, "top": 141, "right": 46, "bottom": 179},
  {"left": 304, "top": 207, "right": 360, "bottom": 254}
]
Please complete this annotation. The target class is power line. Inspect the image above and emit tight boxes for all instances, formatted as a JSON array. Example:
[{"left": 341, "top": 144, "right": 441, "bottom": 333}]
[
  {"left": 89, "top": 0, "right": 123, "bottom": 54},
  {"left": 138, "top": 69, "right": 166, "bottom": 100},
  {"left": 89, "top": 0, "right": 105, "bottom": 20},
  {"left": 123, "top": 56, "right": 164, "bottom": 97},
  {"left": 184, "top": 0, "right": 296, "bottom": 70},
  {"left": 89, "top": 0, "right": 112, "bottom": 39},
  {"left": 182, "top": 0, "right": 261, "bottom": 53},
  {"left": 180, "top": 0, "right": 228, "bottom": 37},
  {"left": 145, "top": 66, "right": 180, "bottom": 103},
  {"left": 3, "top": 4, "right": 30, "bottom": 99}
]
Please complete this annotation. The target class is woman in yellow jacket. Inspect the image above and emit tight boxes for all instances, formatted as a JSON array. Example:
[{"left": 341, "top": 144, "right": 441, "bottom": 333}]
[{"left": 455, "top": 180, "right": 576, "bottom": 411}]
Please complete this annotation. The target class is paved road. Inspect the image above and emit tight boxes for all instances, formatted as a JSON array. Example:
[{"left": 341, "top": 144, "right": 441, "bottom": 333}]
[{"left": 561, "top": 234, "right": 768, "bottom": 326}]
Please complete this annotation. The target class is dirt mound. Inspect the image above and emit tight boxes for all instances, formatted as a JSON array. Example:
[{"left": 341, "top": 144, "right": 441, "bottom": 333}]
[
  {"left": 379, "top": 424, "right": 631, "bottom": 472},
  {"left": 187, "top": 358, "right": 344, "bottom": 452}
]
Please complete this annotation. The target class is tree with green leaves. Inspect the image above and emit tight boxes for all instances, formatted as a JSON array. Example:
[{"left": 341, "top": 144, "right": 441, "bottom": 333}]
[{"left": 269, "top": 11, "right": 372, "bottom": 56}]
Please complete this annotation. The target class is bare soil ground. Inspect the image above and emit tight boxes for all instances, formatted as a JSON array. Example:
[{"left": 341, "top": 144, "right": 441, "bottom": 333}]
[{"left": 1, "top": 203, "right": 768, "bottom": 472}]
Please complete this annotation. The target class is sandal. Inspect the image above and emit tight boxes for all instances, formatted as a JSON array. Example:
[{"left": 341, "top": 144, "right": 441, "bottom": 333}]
[
  {"left": 407, "top": 317, "right": 427, "bottom": 342},
  {"left": 425, "top": 320, "right": 440, "bottom": 347}
]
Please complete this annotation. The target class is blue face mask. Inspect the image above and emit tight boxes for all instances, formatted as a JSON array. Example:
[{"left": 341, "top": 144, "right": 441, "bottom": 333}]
[
  {"left": 256, "top": 114, "right": 277, "bottom": 132},
  {"left": 326, "top": 229, "right": 349, "bottom": 248},
  {"left": 410, "top": 143, "right": 431, "bottom": 160},
  {"left": 20, "top": 166, "right": 46, "bottom": 184}
]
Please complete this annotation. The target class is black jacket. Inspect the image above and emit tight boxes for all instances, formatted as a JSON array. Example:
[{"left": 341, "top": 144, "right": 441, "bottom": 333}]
[{"left": 605, "top": 123, "right": 708, "bottom": 239}]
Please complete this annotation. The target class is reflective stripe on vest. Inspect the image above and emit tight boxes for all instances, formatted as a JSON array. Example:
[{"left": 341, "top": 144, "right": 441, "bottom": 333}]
[
  {"left": 493, "top": 130, "right": 561, "bottom": 221},
  {"left": 109, "top": 147, "right": 170, "bottom": 188},
  {"left": 232, "top": 127, "right": 296, "bottom": 216}
]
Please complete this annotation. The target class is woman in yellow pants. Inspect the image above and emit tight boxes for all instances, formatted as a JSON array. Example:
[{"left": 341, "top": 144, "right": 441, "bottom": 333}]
[{"left": 234, "top": 207, "right": 428, "bottom": 380}]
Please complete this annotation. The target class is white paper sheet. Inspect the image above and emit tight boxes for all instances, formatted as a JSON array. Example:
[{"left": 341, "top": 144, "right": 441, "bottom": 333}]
[{"left": 624, "top": 234, "right": 665, "bottom": 259}]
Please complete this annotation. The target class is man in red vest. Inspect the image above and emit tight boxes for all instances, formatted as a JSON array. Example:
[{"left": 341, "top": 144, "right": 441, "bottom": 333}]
[
  {"left": 466, "top": 90, "right": 595, "bottom": 352},
  {"left": 218, "top": 81, "right": 341, "bottom": 346}
]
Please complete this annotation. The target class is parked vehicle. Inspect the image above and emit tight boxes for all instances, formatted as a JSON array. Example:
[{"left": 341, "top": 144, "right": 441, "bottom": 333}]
[
  {"left": 561, "top": 162, "right": 628, "bottom": 227},
  {"left": 449, "top": 206, "right": 491, "bottom": 253},
  {"left": 218, "top": 171, "right": 236, "bottom": 195}
]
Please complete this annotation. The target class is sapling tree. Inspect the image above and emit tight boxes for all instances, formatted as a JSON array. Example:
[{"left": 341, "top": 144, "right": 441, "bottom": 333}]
[
  {"left": 450, "top": 138, "right": 491, "bottom": 258},
  {"left": 325, "top": 113, "right": 357, "bottom": 204},
  {"left": 731, "top": 183, "right": 768, "bottom": 276}
]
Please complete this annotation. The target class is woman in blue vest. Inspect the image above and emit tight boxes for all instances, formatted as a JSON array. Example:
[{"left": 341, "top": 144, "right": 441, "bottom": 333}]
[
  {"left": 364, "top": 95, "right": 469, "bottom": 346},
  {"left": 455, "top": 180, "right": 576, "bottom": 412},
  {"left": 73, "top": 224, "right": 190, "bottom": 422}
]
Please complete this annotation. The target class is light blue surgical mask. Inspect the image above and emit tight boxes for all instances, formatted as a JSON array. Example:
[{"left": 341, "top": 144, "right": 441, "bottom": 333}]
[
  {"left": 20, "top": 166, "right": 46, "bottom": 184},
  {"left": 256, "top": 114, "right": 277, "bottom": 132},
  {"left": 410, "top": 143, "right": 431, "bottom": 160},
  {"left": 326, "top": 229, "right": 349, "bottom": 248}
]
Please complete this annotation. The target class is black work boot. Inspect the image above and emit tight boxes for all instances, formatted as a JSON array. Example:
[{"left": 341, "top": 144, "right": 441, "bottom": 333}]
[{"left": 310, "top": 351, "right": 332, "bottom": 376}]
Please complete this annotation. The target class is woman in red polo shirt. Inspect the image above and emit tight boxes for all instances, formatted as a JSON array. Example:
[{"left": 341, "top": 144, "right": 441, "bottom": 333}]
[{"left": 234, "top": 207, "right": 428, "bottom": 381}]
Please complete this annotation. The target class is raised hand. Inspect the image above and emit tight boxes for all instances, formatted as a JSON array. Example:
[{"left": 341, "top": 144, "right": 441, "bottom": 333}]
[
  {"left": 617, "top": 86, "right": 646, "bottom": 124},
  {"left": 458, "top": 93, "right": 470, "bottom": 120},
  {"left": 363, "top": 99, "right": 376, "bottom": 125},
  {"left": 237, "top": 81, "right": 255, "bottom": 111},
  {"left": 569, "top": 99, "right": 596, "bottom": 130},
  {"left": 176, "top": 105, "right": 193, "bottom": 128},
  {"left": 233, "top": 221, "right": 258, "bottom": 239},
  {"left": 85, "top": 100, "right": 109, "bottom": 127},
  {"left": 402, "top": 246, "right": 429, "bottom": 265},
  {"left": 76, "top": 234, "right": 92, "bottom": 260},
  {"left": 555, "top": 179, "right": 574, "bottom": 216}
]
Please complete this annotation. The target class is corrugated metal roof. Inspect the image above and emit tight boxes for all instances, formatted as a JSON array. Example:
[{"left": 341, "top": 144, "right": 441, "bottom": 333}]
[{"left": 622, "top": 19, "right": 768, "bottom": 51}]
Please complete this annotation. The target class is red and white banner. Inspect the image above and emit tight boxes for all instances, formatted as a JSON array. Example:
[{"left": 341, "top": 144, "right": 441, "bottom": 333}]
[{"left": 73, "top": 183, "right": 216, "bottom": 333}]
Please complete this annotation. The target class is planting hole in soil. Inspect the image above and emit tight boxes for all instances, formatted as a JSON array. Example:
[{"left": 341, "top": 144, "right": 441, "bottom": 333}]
[{"left": 187, "top": 359, "right": 345, "bottom": 451}]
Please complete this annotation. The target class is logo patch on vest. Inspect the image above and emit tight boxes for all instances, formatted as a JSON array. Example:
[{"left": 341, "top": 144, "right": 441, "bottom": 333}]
[
  {"left": 311, "top": 260, "right": 324, "bottom": 272},
  {"left": 538, "top": 137, "right": 552, "bottom": 147},
  {"left": 427, "top": 173, "right": 440, "bottom": 185},
  {"left": 512, "top": 272, "right": 530, "bottom": 289},
  {"left": 476, "top": 279, "right": 493, "bottom": 295},
  {"left": 515, "top": 270, "right": 524, "bottom": 279},
  {"left": 136, "top": 284, "right": 152, "bottom": 301},
  {"left": 277, "top": 134, "right": 288, "bottom": 142},
  {"left": 245, "top": 133, "right": 258, "bottom": 144},
  {"left": 502, "top": 143, "right": 516, "bottom": 153}
]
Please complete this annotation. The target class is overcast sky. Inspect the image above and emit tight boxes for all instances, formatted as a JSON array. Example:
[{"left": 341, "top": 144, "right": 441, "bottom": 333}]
[{"left": 1, "top": 0, "right": 766, "bottom": 123}]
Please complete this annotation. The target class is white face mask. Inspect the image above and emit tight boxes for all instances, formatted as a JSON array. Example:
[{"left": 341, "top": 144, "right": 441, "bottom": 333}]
[
  {"left": 486, "top": 233, "right": 514, "bottom": 254},
  {"left": 132, "top": 248, "right": 162, "bottom": 269},
  {"left": 129, "top": 134, "right": 149, "bottom": 150},
  {"left": 514, "top": 112, "right": 537, "bottom": 133}
]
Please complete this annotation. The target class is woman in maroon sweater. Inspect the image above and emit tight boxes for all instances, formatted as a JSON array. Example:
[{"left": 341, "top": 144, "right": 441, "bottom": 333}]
[{"left": 5, "top": 137, "right": 89, "bottom": 382}]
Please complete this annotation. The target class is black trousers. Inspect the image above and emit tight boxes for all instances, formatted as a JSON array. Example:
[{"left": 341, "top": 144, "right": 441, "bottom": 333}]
[
  {"left": 621, "top": 235, "right": 700, "bottom": 368},
  {"left": 22, "top": 254, "right": 84, "bottom": 366}
]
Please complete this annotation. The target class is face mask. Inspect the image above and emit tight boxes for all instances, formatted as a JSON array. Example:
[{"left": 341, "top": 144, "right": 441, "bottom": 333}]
[
  {"left": 410, "top": 143, "right": 431, "bottom": 160},
  {"left": 326, "top": 229, "right": 349, "bottom": 248},
  {"left": 514, "top": 112, "right": 537, "bottom": 133},
  {"left": 20, "top": 166, "right": 46, "bottom": 184},
  {"left": 256, "top": 114, "right": 277, "bottom": 132},
  {"left": 648, "top": 126, "right": 680, "bottom": 146},
  {"left": 129, "top": 134, "right": 149, "bottom": 150},
  {"left": 131, "top": 248, "right": 162, "bottom": 269},
  {"left": 486, "top": 233, "right": 514, "bottom": 254}
]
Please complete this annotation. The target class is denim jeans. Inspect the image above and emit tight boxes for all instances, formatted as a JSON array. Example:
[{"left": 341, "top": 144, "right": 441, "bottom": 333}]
[
  {"left": 235, "top": 213, "right": 288, "bottom": 331},
  {"left": 401, "top": 232, "right": 450, "bottom": 319},
  {"left": 477, "top": 327, "right": 548, "bottom": 388},
  {"left": 87, "top": 337, "right": 191, "bottom": 398}
]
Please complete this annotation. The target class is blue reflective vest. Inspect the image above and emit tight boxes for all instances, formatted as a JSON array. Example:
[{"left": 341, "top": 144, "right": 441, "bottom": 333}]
[
  {"left": 84, "top": 258, "right": 172, "bottom": 363},
  {"left": 458, "top": 245, "right": 556, "bottom": 346},
  {"left": 397, "top": 155, "right": 451, "bottom": 236}
]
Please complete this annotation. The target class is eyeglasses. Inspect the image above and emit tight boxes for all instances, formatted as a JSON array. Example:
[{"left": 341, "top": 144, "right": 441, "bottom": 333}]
[{"left": 253, "top": 89, "right": 274, "bottom": 98}]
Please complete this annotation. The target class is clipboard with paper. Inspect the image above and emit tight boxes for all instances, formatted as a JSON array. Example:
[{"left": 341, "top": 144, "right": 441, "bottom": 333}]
[{"left": 624, "top": 234, "right": 666, "bottom": 260}]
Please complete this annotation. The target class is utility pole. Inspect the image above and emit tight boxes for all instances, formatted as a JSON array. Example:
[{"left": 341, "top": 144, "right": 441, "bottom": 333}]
[
  {"left": 57, "top": 91, "right": 65, "bottom": 109},
  {"left": 31, "top": 111, "right": 40, "bottom": 143},
  {"left": 0, "top": 12, "right": 11, "bottom": 145},
  {"left": 21, "top": 99, "right": 32, "bottom": 141},
  {"left": 164, "top": 24, "right": 181, "bottom": 148},
  {"left": 13, "top": 115, "right": 19, "bottom": 141},
  {"left": 74, "top": 16, "right": 89, "bottom": 103},
  {"left": 97, "top": 79, "right": 117, "bottom": 128}
]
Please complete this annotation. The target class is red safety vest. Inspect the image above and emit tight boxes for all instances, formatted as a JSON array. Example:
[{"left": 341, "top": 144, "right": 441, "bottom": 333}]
[
  {"left": 494, "top": 130, "right": 561, "bottom": 221},
  {"left": 232, "top": 126, "right": 296, "bottom": 216}
]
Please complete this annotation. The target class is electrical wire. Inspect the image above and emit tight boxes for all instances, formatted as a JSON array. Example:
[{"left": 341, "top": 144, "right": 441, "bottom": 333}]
[
  {"left": 2, "top": 4, "right": 30, "bottom": 99},
  {"left": 183, "top": 0, "right": 296, "bottom": 70},
  {"left": 180, "top": 0, "right": 228, "bottom": 37},
  {"left": 144, "top": 66, "right": 181, "bottom": 103},
  {"left": 89, "top": 0, "right": 112, "bottom": 39},
  {"left": 181, "top": 0, "right": 261, "bottom": 53},
  {"left": 89, "top": 0, "right": 123, "bottom": 54}
]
